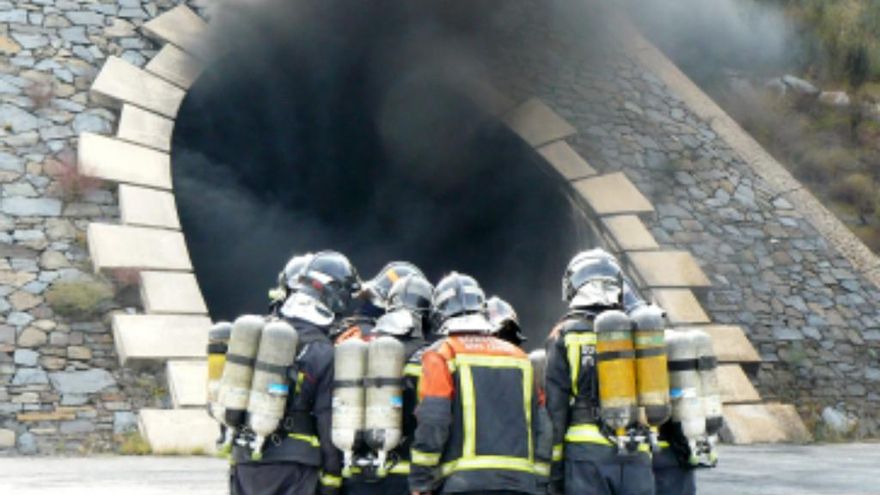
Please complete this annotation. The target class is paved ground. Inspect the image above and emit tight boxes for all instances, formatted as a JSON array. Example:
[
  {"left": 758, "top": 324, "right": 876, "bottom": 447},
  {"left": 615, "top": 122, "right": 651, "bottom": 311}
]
[{"left": 0, "top": 444, "right": 877, "bottom": 494}]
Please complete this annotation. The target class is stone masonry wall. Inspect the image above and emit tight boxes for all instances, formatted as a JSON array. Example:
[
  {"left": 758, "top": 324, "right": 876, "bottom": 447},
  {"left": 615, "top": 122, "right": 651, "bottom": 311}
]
[
  {"left": 487, "top": 1, "right": 880, "bottom": 437},
  {"left": 0, "top": 0, "right": 195, "bottom": 454}
]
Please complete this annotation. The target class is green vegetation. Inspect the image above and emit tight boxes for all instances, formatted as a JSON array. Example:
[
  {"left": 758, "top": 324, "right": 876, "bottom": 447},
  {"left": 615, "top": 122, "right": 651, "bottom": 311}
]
[
  {"left": 45, "top": 278, "right": 114, "bottom": 318},
  {"left": 116, "top": 432, "right": 152, "bottom": 456}
]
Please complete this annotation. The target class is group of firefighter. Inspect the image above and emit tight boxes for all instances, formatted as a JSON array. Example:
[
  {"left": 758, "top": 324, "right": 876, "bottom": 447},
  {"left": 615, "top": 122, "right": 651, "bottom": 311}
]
[{"left": 206, "top": 248, "right": 723, "bottom": 495}]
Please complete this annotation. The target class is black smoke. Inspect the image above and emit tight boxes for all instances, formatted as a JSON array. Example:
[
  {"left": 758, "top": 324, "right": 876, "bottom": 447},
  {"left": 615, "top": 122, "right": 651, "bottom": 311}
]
[{"left": 172, "top": 0, "right": 592, "bottom": 340}]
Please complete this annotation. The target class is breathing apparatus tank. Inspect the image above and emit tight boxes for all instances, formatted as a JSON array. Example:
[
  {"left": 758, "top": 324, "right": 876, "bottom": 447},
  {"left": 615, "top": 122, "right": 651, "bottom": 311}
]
[
  {"left": 630, "top": 305, "right": 671, "bottom": 431},
  {"left": 219, "top": 315, "right": 265, "bottom": 428},
  {"left": 247, "top": 320, "right": 299, "bottom": 454},
  {"left": 207, "top": 321, "right": 232, "bottom": 421},
  {"left": 694, "top": 329, "right": 722, "bottom": 465},
  {"left": 594, "top": 310, "right": 639, "bottom": 447},
  {"left": 364, "top": 336, "right": 406, "bottom": 475},
  {"left": 528, "top": 349, "right": 547, "bottom": 396},
  {"left": 665, "top": 329, "right": 706, "bottom": 464},
  {"left": 332, "top": 338, "right": 369, "bottom": 475}
]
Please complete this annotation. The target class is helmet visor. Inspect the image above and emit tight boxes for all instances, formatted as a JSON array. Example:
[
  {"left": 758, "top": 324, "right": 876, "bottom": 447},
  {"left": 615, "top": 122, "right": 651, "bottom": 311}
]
[
  {"left": 570, "top": 276, "right": 622, "bottom": 308},
  {"left": 434, "top": 285, "right": 485, "bottom": 318}
]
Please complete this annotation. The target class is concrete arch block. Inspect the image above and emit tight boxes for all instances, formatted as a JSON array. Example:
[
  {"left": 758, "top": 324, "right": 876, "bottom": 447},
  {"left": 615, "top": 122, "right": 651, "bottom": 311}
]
[
  {"left": 112, "top": 314, "right": 210, "bottom": 365},
  {"left": 139, "top": 409, "right": 218, "bottom": 454},
  {"left": 140, "top": 271, "right": 208, "bottom": 315},
  {"left": 91, "top": 56, "right": 186, "bottom": 118},
  {"left": 167, "top": 360, "right": 208, "bottom": 408},
  {"left": 628, "top": 250, "right": 711, "bottom": 289},
  {"left": 119, "top": 184, "right": 181, "bottom": 230},
  {"left": 142, "top": 5, "right": 210, "bottom": 60},
  {"left": 573, "top": 172, "right": 655, "bottom": 216},
  {"left": 87, "top": 223, "right": 192, "bottom": 272},
  {"left": 79, "top": 133, "right": 172, "bottom": 190},
  {"left": 537, "top": 141, "right": 597, "bottom": 181},
  {"left": 503, "top": 98, "right": 577, "bottom": 147},
  {"left": 601, "top": 215, "right": 659, "bottom": 252},
  {"left": 117, "top": 105, "right": 175, "bottom": 152},
  {"left": 145, "top": 43, "right": 205, "bottom": 90}
]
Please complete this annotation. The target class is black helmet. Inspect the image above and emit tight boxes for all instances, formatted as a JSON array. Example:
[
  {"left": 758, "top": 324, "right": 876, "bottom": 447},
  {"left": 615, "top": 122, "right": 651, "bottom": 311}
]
[
  {"left": 486, "top": 296, "right": 526, "bottom": 345},
  {"left": 563, "top": 249, "right": 623, "bottom": 309},
  {"left": 292, "top": 250, "right": 361, "bottom": 315},
  {"left": 363, "top": 261, "right": 424, "bottom": 309},
  {"left": 431, "top": 272, "right": 492, "bottom": 335},
  {"left": 387, "top": 274, "right": 434, "bottom": 314}
]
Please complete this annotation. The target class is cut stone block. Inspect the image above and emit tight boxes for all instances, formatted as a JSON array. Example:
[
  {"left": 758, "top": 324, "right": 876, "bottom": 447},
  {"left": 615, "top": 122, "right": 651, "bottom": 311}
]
[
  {"left": 112, "top": 314, "right": 210, "bottom": 365},
  {"left": 79, "top": 132, "right": 171, "bottom": 191},
  {"left": 718, "top": 364, "right": 761, "bottom": 404},
  {"left": 139, "top": 408, "right": 218, "bottom": 454},
  {"left": 145, "top": 43, "right": 205, "bottom": 89},
  {"left": 167, "top": 360, "right": 208, "bottom": 407},
  {"left": 91, "top": 56, "right": 185, "bottom": 118},
  {"left": 537, "top": 141, "right": 597, "bottom": 181},
  {"left": 88, "top": 223, "right": 192, "bottom": 272},
  {"left": 602, "top": 215, "right": 659, "bottom": 252},
  {"left": 701, "top": 325, "right": 761, "bottom": 365},
  {"left": 503, "top": 98, "right": 576, "bottom": 147},
  {"left": 119, "top": 184, "right": 181, "bottom": 230},
  {"left": 573, "top": 172, "right": 654, "bottom": 216},
  {"left": 722, "top": 403, "right": 811, "bottom": 444},
  {"left": 140, "top": 271, "right": 208, "bottom": 315},
  {"left": 628, "top": 251, "right": 711, "bottom": 288},
  {"left": 117, "top": 104, "right": 174, "bottom": 152},
  {"left": 651, "top": 289, "right": 710, "bottom": 325},
  {"left": 142, "top": 5, "right": 209, "bottom": 59}
]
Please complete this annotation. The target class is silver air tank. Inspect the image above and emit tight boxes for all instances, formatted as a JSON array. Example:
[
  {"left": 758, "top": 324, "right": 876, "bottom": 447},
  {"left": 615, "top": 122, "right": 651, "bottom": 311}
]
[
  {"left": 665, "top": 329, "right": 706, "bottom": 463},
  {"left": 219, "top": 315, "right": 265, "bottom": 428},
  {"left": 247, "top": 320, "right": 299, "bottom": 454},
  {"left": 332, "top": 338, "right": 369, "bottom": 474},
  {"left": 365, "top": 336, "right": 406, "bottom": 475},
  {"left": 207, "top": 321, "right": 232, "bottom": 421},
  {"left": 693, "top": 329, "right": 722, "bottom": 465}
]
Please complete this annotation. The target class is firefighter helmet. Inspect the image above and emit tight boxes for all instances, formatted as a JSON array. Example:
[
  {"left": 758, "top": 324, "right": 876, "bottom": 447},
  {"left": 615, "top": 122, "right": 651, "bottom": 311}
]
[
  {"left": 432, "top": 272, "right": 492, "bottom": 335},
  {"left": 486, "top": 296, "right": 526, "bottom": 345},
  {"left": 290, "top": 250, "right": 361, "bottom": 316},
  {"left": 362, "top": 261, "right": 424, "bottom": 309},
  {"left": 563, "top": 249, "right": 624, "bottom": 309}
]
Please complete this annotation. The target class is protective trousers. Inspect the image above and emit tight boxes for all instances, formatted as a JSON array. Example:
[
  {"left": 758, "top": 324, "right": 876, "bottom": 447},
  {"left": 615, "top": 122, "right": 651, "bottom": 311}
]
[
  {"left": 564, "top": 454, "right": 655, "bottom": 495},
  {"left": 231, "top": 462, "right": 319, "bottom": 495},
  {"left": 652, "top": 448, "right": 696, "bottom": 495},
  {"left": 341, "top": 474, "right": 408, "bottom": 495}
]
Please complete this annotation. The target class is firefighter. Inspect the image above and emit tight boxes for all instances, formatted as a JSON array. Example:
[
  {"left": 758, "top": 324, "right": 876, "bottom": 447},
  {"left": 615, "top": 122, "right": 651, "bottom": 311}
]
[
  {"left": 409, "top": 272, "right": 550, "bottom": 495},
  {"left": 486, "top": 295, "right": 527, "bottom": 347},
  {"left": 231, "top": 250, "right": 360, "bottom": 495},
  {"left": 268, "top": 253, "right": 315, "bottom": 316},
  {"left": 545, "top": 249, "right": 655, "bottom": 495},
  {"left": 340, "top": 273, "right": 434, "bottom": 495},
  {"left": 335, "top": 261, "right": 424, "bottom": 343}
]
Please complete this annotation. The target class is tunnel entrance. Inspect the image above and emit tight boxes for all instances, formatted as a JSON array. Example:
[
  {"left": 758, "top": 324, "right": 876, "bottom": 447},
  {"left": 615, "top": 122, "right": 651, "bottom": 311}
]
[{"left": 171, "top": 2, "right": 592, "bottom": 337}]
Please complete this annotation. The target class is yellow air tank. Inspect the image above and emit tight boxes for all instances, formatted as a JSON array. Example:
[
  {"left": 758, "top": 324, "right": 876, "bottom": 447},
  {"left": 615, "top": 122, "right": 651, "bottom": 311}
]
[
  {"left": 630, "top": 305, "right": 671, "bottom": 428},
  {"left": 332, "top": 338, "right": 369, "bottom": 475},
  {"left": 218, "top": 315, "right": 265, "bottom": 428},
  {"left": 247, "top": 320, "right": 299, "bottom": 454},
  {"left": 207, "top": 321, "right": 232, "bottom": 421},
  {"left": 594, "top": 310, "right": 638, "bottom": 436}
]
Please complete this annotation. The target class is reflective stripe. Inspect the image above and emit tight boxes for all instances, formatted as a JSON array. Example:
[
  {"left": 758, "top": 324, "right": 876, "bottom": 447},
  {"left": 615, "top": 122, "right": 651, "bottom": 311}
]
[
  {"left": 552, "top": 444, "right": 563, "bottom": 462},
  {"left": 287, "top": 433, "right": 320, "bottom": 447},
  {"left": 565, "top": 424, "right": 612, "bottom": 445},
  {"left": 534, "top": 462, "right": 550, "bottom": 477},
  {"left": 411, "top": 449, "right": 441, "bottom": 466},
  {"left": 403, "top": 363, "right": 422, "bottom": 377},
  {"left": 459, "top": 363, "right": 477, "bottom": 457},
  {"left": 563, "top": 333, "right": 596, "bottom": 400},
  {"left": 441, "top": 455, "right": 541, "bottom": 476},
  {"left": 389, "top": 461, "right": 411, "bottom": 475},
  {"left": 320, "top": 472, "right": 342, "bottom": 488},
  {"left": 658, "top": 440, "right": 671, "bottom": 449}
]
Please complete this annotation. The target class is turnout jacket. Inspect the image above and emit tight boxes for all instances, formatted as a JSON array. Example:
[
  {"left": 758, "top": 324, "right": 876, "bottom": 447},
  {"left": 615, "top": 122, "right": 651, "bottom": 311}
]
[
  {"left": 410, "top": 334, "right": 550, "bottom": 494},
  {"left": 545, "top": 311, "right": 651, "bottom": 487},
  {"left": 233, "top": 320, "right": 342, "bottom": 492}
]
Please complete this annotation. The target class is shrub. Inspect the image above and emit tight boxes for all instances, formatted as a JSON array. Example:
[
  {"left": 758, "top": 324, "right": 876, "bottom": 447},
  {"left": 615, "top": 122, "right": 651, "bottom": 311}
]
[
  {"left": 831, "top": 173, "right": 877, "bottom": 221},
  {"left": 116, "top": 432, "right": 152, "bottom": 456},
  {"left": 45, "top": 278, "right": 114, "bottom": 318},
  {"left": 46, "top": 148, "right": 103, "bottom": 201}
]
